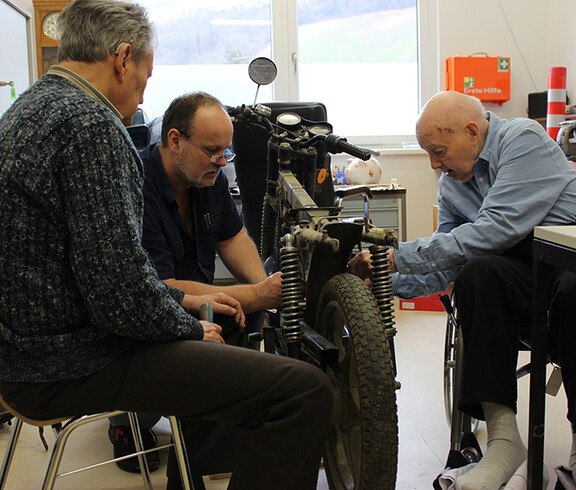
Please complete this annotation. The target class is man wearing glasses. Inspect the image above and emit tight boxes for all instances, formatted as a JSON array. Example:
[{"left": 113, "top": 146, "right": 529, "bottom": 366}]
[
  {"left": 142, "top": 91, "right": 281, "bottom": 314},
  {"left": 108, "top": 92, "right": 283, "bottom": 488}
]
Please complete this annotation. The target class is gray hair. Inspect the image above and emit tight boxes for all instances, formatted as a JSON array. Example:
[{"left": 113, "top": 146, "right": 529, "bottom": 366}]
[{"left": 57, "top": 0, "right": 155, "bottom": 65}]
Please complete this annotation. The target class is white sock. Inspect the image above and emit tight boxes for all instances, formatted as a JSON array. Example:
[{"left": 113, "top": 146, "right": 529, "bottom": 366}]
[
  {"left": 570, "top": 430, "right": 576, "bottom": 483},
  {"left": 454, "top": 402, "right": 527, "bottom": 490}
]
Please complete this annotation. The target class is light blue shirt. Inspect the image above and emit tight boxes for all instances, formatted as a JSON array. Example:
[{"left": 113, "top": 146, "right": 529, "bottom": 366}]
[{"left": 392, "top": 112, "right": 576, "bottom": 299}]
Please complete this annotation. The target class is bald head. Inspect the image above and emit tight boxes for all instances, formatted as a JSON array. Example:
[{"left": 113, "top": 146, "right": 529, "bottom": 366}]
[
  {"left": 416, "top": 91, "right": 487, "bottom": 142},
  {"left": 416, "top": 92, "right": 489, "bottom": 183}
]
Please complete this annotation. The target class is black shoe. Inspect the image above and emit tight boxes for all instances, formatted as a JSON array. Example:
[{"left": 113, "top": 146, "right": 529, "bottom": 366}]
[{"left": 108, "top": 424, "right": 160, "bottom": 473}]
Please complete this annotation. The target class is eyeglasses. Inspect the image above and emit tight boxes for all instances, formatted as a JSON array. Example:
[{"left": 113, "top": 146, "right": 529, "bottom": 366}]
[{"left": 177, "top": 129, "right": 235, "bottom": 164}]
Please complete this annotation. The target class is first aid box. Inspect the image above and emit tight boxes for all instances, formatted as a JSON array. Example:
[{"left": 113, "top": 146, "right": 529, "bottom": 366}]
[{"left": 446, "top": 54, "right": 510, "bottom": 105}]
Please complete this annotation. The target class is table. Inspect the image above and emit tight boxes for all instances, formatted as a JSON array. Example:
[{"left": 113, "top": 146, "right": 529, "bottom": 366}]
[{"left": 529, "top": 225, "right": 576, "bottom": 489}]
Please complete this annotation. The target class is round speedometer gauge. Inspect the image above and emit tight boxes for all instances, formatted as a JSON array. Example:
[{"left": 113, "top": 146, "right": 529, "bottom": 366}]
[
  {"left": 277, "top": 112, "right": 302, "bottom": 127},
  {"left": 309, "top": 123, "right": 332, "bottom": 135}
]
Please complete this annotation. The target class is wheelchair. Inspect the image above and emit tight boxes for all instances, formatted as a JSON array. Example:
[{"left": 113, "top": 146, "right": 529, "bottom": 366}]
[{"left": 438, "top": 290, "right": 563, "bottom": 480}]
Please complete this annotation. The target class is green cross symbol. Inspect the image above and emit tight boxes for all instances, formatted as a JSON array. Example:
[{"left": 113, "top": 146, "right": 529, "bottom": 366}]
[
  {"left": 498, "top": 58, "right": 509, "bottom": 71},
  {"left": 464, "top": 77, "right": 474, "bottom": 88}
]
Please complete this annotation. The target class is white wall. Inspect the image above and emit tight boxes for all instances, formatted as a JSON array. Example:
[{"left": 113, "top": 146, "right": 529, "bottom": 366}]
[
  {"left": 5, "top": 0, "right": 576, "bottom": 241},
  {"left": 0, "top": 0, "right": 33, "bottom": 116},
  {"left": 438, "top": 0, "right": 576, "bottom": 119}
]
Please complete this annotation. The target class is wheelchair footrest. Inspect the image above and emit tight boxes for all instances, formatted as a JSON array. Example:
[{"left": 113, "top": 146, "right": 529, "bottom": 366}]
[
  {"left": 433, "top": 439, "right": 483, "bottom": 490},
  {"left": 459, "top": 431, "right": 482, "bottom": 462}
]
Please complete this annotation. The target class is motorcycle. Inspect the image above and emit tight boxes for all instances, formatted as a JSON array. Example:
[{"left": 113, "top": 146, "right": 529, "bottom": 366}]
[{"left": 229, "top": 57, "right": 400, "bottom": 489}]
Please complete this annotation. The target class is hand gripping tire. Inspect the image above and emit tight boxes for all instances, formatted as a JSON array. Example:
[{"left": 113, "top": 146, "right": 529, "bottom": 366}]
[{"left": 316, "top": 273, "right": 398, "bottom": 489}]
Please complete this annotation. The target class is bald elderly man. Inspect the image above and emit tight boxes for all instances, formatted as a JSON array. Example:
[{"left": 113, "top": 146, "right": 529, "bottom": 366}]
[{"left": 349, "top": 91, "right": 576, "bottom": 489}]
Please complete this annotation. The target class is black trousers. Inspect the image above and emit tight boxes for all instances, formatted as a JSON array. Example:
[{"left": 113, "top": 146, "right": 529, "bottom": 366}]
[
  {"left": 454, "top": 236, "right": 576, "bottom": 426},
  {"left": 110, "top": 312, "right": 264, "bottom": 478},
  {"left": 0, "top": 341, "right": 333, "bottom": 490}
]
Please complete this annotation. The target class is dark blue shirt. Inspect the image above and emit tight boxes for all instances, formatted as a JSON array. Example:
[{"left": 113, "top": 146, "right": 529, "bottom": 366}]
[{"left": 141, "top": 143, "right": 243, "bottom": 284}]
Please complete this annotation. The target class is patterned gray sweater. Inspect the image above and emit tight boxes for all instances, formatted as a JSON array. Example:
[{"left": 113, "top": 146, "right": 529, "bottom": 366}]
[{"left": 0, "top": 74, "right": 203, "bottom": 383}]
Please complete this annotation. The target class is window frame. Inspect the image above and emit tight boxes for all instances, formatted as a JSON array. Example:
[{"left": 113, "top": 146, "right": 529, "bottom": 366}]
[{"left": 269, "top": 0, "right": 439, "bottom": 148}]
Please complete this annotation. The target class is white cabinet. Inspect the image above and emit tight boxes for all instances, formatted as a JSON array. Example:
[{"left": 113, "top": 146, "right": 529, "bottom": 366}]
[
  {"left": 338, "top": 188, "right": 406, "bottom": 241},
  {"left": 342, "top": 189, "right": 406, "bottom": 240}
]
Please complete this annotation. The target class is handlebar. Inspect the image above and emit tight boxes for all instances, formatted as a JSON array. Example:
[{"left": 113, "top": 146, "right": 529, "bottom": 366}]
[
  {"left": 199, "top": 303, "right": 213, "bottom": 322},
  {"left": 228, "top": 104, "right": 372, "bottom": 160},
  {"left": 325, "top": 134, "right": 371, "bottom": 161}
]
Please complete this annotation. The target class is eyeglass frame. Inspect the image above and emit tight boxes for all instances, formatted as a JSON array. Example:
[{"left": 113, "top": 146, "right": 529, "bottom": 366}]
[{"left": 176, "top": 129, "right": 235, "bottom": 164}]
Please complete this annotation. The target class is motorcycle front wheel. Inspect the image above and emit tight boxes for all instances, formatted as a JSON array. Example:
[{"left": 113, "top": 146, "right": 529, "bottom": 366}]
[{"left": 316, "top": 273, "right": 398, "bottom": 489}]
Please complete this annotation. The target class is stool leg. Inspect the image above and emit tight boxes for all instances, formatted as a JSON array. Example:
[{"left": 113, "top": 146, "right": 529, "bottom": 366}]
[
  {"left": 128, "top": 412, "right": 153, "bottom": 490},
  {"left": 168, "top": 416, "right": 194, "bottom": 490},
  {"left": 42, "top": 420, "right": 78, "bottom": 490},
  {"left": 42, "top": 412, "right": 120, "bottom": 490},
  {"left": 0, "top": 419, "right": 23, "bottom": 490}
]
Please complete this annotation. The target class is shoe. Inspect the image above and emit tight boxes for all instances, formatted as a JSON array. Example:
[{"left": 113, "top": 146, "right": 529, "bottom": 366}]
[{"left": 108, "top": 424, "right": 160, "bottom": 473}]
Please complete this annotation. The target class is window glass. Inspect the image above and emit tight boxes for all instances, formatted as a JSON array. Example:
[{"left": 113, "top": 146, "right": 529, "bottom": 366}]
[
  {"left": 138, "top": 0, "right": 418, "bottom": 143},
  {"left": 139, "top": 0, "right": 273, "bottom": 120},
  {"left": 297, "top": 0, "right": 418, "bottom": 140}
]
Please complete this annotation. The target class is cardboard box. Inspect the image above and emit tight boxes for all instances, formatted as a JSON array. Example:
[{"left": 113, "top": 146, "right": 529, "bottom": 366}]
[
  {"left": 399, "top": 292, "right": 446, "bottom": 312},
  {"left": 446, "top": 55, "right": 510, "bottom": 105}
]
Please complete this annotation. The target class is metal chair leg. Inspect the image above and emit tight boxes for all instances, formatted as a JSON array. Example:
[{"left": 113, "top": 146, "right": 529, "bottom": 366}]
[
  {"left": 42, "top": 411, "right": 125, "bottom": 490},
  {"left": 128, "top": 411, "right": 153, "bottom": 490},
  {"left": 168, "top": 416, "right": 194, "bottom": 490},
  {"left": 0, "top": 419, "right": 23, "bottom": 490},
  {"left": 0, "top": 409, "right": 191, "bottom": 490}
]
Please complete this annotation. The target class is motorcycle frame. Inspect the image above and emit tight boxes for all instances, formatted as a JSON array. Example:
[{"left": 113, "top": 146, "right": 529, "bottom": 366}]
[{"left": 239, "top": 108, "right": 397, "bottom": 372}]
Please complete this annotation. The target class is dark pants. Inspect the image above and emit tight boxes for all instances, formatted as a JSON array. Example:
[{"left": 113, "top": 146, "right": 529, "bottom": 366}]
[
  {"left": 110, "top": 313, "right": 264, "bottom": 479},
  {"left": 0, "top": 341, "right": 333, "bottom": 490},
  {"left": 454, "top": 235, "right": 576, "bottom": 426},
  {"left": 165, "top": 314, "right": 260, "bottom": 481}
]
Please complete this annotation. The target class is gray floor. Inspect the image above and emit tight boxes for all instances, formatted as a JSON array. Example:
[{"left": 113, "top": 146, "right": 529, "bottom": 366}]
[{"left": 0, "top": 306, "right": 571, "bottom": 489}]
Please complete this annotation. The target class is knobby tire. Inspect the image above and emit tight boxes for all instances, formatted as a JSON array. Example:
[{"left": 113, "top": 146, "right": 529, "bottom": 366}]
[{"left": 316, "top": 273, "right": 398, "bottom": 489}]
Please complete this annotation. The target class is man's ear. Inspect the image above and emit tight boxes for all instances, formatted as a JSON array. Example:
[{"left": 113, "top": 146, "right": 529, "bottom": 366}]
[
  {"left": 114, "top": 43, "right": 132, "bottom": 82},
  {"left": 465, "top": 121, "right": 480, "bottom": 141},
  {"left": 166, "top": 128, "right": 185, "bottom": 153}
]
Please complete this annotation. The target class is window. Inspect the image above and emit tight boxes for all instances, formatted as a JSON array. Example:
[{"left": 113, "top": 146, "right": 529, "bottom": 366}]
[
  {"left": 139, "top": 0, "right": 434, "bottom": 146},
  {"left": 140, "top": 0, "right": 274, "bottom": 120}
]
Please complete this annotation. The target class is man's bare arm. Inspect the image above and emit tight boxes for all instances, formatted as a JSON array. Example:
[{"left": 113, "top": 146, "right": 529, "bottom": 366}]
[{"left": 166, "top": 272, "right": 282, "bottom": 314}]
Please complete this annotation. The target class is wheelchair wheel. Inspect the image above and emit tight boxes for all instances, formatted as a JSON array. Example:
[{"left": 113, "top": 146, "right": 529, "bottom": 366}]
[
  {"left": 443, "top": 300, "right": 479, "bottom": 432},
  {"left": 316, "top": 273, "right": 398, "bottom": 489}
]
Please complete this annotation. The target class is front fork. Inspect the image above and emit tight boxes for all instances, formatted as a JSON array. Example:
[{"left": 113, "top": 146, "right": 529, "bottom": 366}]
[
  {"left": 279, "top": 234, "right": 305, "bottom": 359},
  {"left": 278, "top": 234, "right": 398, "bottom": 374},
  {"left": 369, "top": 244, "right": 398, "bottom": 376}
]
